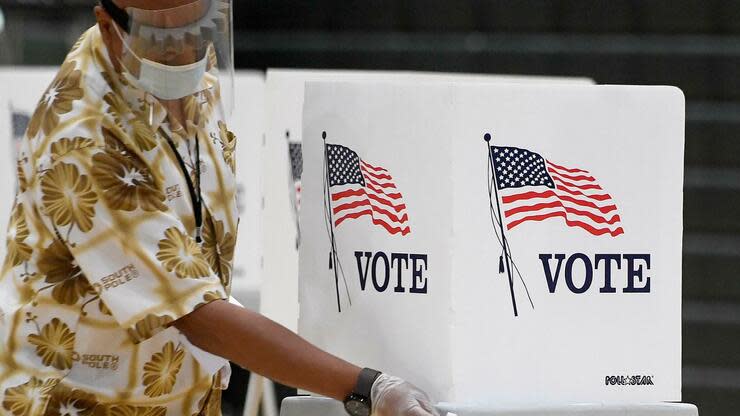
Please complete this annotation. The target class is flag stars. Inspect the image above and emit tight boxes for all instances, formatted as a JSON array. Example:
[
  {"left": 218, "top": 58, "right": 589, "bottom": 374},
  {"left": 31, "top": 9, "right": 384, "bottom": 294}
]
[
  {"left": 490, "top": 146, "right": 555, "bottom": 190},
  {"left": 327, "top": 144, "right": 365, "bottom": 186}
]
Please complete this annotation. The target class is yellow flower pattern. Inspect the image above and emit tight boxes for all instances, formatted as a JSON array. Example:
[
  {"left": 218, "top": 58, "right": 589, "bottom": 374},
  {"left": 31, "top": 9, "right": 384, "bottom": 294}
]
[
  {"left": 46, "top": 384, "right": 98, "bottom": 416},
  {"left": 192, "top": 388, "right": 222, "bottom": 416},
  {"left": 202, "top": 215, "right": 236, "bottom": 287},
  {"left": 38, "top": 239, "right": 93, "bottom": 305},
  {"left": 127, "top": 314, "right": 173, "bottom": 344},
  {"left": 131, "top": 119, "right": 158, "bottom": 152},
  {"left": 16, "top": 158, "right": 28, "bottom": 194},
  {"left": 27, "top": 318, "right": 77, "bottom": 370},
  {"left": 104, "top": 92, "right": 131, "bottom": 129},
  {"left": 5, "top": 203, "right": 32, "bottom": 267},
  {"left": 107, "top": 405, "right": 167, "bottom": 416},
  {"left": 1, "top": 25, "right": 237, "bottom": 415},
  {"left": 157, "top": 227, "right": 211, "bottom": 279},
  {"left": 2, "top": 377, "right": 59, "bottom": 416},
  {"left": 50, "top": 136, "right": 97, "bottom": 162},
  {"left": 40, "top": 162, "right": 98, "bottom": 232},
  {"left": 91, "top": 149, "right": 167, "bottom": 212},
  {"left": 202, "top": 290, "right": 224, "bottom": 303},
  {"left": 142, "top": 342, "right": 185, "bottom": 397},
  {"left": 218, "top": 121, "right": 237, "bottom": 173},
  {"left": 27, "top": 61, "right": 84, "bottom": 139}
]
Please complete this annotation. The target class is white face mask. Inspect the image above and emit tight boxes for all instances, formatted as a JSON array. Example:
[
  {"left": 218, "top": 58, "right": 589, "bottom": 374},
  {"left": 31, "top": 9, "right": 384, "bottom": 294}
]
[
  {"left": 114, "top": 24, "right": 209, "bottom": 100},
  {"left": 136, "top": 54, "right": 208, "bottom": 100}
]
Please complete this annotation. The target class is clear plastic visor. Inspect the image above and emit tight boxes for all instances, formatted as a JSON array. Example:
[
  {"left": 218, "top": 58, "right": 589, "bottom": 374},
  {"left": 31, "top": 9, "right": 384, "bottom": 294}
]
[{"left": 118, "top": 0, "right": 234, "bottom": 118}]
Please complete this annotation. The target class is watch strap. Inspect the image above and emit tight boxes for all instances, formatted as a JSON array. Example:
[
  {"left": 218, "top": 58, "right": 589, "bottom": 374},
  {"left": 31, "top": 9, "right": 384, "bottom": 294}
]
[{"left": 355, "top": 368, "right": 382, "bottom": 399}]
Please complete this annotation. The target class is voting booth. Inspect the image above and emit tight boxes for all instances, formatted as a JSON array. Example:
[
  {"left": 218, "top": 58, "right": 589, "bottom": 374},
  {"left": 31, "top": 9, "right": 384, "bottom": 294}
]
[
  {"left": 297, "top": 81, "right": 685, "bottom": 407},
  {"left": 261, "top": 69, "right": 595, "bottom": 332},
  {"left": 229, "top": 71, "right": 267, "bottom": 310}
]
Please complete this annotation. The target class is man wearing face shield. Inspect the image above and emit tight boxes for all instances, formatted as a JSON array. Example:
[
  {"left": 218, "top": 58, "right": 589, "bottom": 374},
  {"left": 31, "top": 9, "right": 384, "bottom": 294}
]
[{"left": 0, "top": 1, "right": 439, "bottom": 415}]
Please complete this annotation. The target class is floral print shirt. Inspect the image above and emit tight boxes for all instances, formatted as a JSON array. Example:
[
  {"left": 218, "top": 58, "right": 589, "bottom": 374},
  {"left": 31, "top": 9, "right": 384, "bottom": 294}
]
[{"left": 0, "top": 25, "right": 239, "bottom": 416}]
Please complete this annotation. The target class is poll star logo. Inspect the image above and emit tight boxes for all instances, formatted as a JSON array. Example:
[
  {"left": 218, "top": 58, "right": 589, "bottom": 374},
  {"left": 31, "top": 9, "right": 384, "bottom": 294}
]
[
  {"left": 322, "top": 131, "right": 415, "bottom": 312},
  {"left": 483, "top": 133, "right": 645, "bottom": 318}
]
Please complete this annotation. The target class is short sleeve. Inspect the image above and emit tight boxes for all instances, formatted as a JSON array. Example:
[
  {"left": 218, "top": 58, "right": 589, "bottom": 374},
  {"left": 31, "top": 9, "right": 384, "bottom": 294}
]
[{"left": 34, "top": 141, "right": 227, "bottom": 343}]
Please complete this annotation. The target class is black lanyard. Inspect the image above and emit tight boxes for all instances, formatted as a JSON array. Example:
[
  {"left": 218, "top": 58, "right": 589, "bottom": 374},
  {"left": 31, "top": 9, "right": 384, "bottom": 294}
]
[{"left": 162, "top": 128, "right": 203, "bottom": 243}]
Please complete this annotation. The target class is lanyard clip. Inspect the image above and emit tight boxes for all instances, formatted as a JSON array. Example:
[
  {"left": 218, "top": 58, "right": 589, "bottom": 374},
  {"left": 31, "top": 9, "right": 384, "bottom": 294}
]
[{"left": 195, "top": 225, "right": 203, "bottom": 244}]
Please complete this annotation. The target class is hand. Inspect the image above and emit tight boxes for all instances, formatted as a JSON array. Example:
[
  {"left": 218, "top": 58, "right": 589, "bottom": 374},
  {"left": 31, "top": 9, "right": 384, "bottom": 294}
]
[{"left": 371, "top": 374, "right": 440, "bottom": 416}]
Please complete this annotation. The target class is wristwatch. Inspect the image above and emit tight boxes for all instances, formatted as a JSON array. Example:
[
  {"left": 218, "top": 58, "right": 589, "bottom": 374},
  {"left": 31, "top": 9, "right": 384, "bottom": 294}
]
[{"left": 343, "top": 368, "right": 382, "bottom": 416}]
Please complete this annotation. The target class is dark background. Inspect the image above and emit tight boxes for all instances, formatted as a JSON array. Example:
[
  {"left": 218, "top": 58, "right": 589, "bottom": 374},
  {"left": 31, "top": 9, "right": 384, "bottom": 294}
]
[{"left": 1, "top": 1, "right": 739, "bottom": 416}]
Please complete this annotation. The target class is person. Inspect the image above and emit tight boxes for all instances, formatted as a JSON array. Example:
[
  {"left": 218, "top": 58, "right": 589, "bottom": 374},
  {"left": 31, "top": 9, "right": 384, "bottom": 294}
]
[{"left": 0, "top": 1, "right": 440, "bottom": 415}]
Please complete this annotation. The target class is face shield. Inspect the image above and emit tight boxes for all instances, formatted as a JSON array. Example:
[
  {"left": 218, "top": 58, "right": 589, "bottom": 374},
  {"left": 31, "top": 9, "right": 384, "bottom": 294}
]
[{"left": 100, "top": 0, "right": 234, "bottom": 120}]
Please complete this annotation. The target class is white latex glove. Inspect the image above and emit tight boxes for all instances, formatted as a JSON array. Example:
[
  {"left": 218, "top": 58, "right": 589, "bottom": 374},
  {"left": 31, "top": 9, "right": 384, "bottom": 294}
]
[{"left": 370, "top": 374, "right": 440, "bottom": 416}]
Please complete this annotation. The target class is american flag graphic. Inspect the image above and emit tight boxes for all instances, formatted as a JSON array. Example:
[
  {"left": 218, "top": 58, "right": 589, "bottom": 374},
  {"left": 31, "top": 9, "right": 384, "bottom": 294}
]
[
  {"left": 491, "top": 146, "right": 624, "bottom": 237},
  {"left": 289, "top": 142, "right": 303, "bottom": 211},
  {"left": 327, "top": 144, "right": 411, "bottom": 236}
]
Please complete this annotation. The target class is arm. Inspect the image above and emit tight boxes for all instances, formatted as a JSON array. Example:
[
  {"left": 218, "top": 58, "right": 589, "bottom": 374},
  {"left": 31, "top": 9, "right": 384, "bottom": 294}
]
[{"left": 173, "top": 299, "right": 361, "bottom": 401}]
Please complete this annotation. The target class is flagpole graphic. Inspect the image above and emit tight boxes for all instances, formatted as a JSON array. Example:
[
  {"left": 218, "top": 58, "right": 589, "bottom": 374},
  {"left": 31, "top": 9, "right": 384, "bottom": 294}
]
[
  {"left": 323, "top": 131, "right": 352, "bottom": 312},
  {"left": 485, "top": 133, "right": 519, "bottom": 317},
  {"left": 321, "top": 132, "right": 412, "bottom": 312}
]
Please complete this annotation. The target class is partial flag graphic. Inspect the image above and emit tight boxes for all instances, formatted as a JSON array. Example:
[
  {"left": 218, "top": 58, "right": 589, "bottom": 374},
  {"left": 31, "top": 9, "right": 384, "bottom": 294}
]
[
  {"left": 491, "top": 145, "right": 624, "bottom": 237},
  {"left": 288, "top": 132, "right": 303, "bottom": 212},
  {"left": 326, "top": 143, "right": 411, "bottom": 236},
  {"left": 11, "top": 108, "right": 31, "bottom": 194},
  {"left": 286, "top": 130, "right": 303, "bottom": 248}
]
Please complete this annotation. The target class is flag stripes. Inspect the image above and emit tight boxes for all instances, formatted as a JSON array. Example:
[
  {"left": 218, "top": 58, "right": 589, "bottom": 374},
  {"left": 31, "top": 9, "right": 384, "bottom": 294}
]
[{"left": 327, "top": 144, "right": 411, "bottom": 236}]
